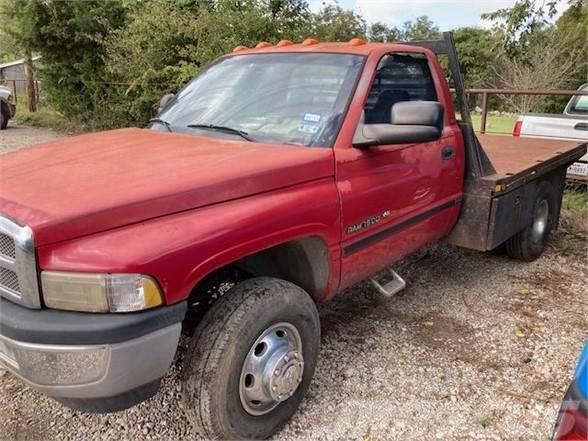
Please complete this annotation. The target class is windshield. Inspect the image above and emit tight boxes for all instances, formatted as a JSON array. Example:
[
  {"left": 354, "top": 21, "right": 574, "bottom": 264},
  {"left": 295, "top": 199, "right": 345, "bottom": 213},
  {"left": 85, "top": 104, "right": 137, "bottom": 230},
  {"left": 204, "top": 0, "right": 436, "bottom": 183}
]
[{"left": 156, "top": 53, "right": 364, "bottom": 147}]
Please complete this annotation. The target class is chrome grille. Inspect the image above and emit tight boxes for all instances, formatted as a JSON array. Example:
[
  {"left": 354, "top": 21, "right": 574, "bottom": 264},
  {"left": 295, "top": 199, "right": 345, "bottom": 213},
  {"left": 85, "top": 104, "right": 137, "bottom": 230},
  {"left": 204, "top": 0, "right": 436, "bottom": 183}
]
[
  {"left": 0, "top": 216, "right": 41, "bottom": 308},
  {"left": 0, "top": 267, "right": 19, "bottom": 293},
  {"left": 0, "top": 233, "right": 16, "bottom": 259}
]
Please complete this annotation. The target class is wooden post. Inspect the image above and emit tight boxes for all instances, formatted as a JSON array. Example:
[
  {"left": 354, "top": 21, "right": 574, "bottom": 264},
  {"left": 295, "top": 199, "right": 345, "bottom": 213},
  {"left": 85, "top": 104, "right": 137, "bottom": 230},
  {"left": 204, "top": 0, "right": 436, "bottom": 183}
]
[
  {"left": 480, "top": 92, "right": 489, "bottom": 134},
  {"left": 24, "top": 51, "right": 37, "bottom": 113},
  {"left": 34, "top": 80, "right": 40, "bottom": 105},
  {"left": 11, "top": 80, "right": 17, "bottom": 103}
]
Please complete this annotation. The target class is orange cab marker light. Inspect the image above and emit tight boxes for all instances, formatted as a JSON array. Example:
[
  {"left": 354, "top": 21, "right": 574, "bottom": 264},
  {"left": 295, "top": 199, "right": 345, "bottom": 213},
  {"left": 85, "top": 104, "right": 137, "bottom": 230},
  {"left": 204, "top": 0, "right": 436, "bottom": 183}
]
[
  {"left": 256, "top": 41, "right": 273, "bottom": 49},
  {"left": 349, "top": 38, "right": 366, "bottom": 46},
  {"left": 233, "top": 45, "right": 248, "bottom": 52},
  {"left": 276, "top": 39, "right": 293, "bottom": 47},
  {"left": 302, "top": 38, "right": 319, "bottom": 46}
]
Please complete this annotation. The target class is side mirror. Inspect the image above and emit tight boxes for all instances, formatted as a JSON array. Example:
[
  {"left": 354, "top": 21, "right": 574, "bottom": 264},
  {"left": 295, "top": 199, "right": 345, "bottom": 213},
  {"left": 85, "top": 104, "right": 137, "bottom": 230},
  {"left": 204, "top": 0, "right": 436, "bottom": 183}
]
[
  {"left": 158, "top": 93, "right": 175, "bottom": 113},
  {"left": 353, "top": 101, "right": 444, "bottom": 148}
]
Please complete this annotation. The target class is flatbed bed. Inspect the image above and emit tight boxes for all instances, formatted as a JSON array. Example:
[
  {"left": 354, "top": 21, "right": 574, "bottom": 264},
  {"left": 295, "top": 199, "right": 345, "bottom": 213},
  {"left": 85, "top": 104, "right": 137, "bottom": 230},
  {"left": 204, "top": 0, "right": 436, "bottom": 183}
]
[
  {"left": 447, "top": 134, "right": 586, "bottom": 252},
  {"left": 479, "top": 135, "right": 587, "bottom": 190},
  {"left": 413, "top": 33, "right": 588, "bottom": 252}
]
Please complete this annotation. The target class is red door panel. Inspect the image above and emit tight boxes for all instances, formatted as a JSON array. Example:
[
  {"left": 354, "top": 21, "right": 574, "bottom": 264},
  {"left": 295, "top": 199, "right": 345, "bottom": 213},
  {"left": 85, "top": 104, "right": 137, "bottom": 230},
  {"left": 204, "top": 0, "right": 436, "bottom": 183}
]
[{"left": 334, "top": 51, "right": 464, "bottom": 291}]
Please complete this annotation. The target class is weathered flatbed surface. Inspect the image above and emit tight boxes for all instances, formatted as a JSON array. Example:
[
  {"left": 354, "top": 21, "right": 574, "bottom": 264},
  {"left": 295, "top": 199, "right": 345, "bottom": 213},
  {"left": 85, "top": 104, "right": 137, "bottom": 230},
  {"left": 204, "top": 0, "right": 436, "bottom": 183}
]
[
  {"left": 478, "top": 134, "right": 587, "bottom": 189},
  {"left": 447, "top": 134, "right": 586, "bottom": 251}
]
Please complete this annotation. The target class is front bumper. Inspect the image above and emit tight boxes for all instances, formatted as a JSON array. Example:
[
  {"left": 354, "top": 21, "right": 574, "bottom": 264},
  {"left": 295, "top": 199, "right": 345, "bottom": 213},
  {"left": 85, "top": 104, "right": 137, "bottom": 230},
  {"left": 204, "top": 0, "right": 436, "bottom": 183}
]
[{"left": 0, "top": 297, "right": 186, "bottom": 412}]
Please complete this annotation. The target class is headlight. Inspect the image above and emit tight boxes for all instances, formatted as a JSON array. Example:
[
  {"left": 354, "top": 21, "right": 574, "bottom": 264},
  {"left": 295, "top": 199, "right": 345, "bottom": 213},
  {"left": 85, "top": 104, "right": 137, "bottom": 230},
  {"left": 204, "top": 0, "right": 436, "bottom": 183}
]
[{"left": 41, "top": 271, "right": 163, "bottom": 313}]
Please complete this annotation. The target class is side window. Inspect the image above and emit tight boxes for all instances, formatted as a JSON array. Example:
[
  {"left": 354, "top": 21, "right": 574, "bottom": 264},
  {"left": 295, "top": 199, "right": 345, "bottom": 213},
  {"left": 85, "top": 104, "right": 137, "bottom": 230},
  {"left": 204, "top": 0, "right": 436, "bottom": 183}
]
[
  {"left": 567, "top": 93, "right": 588, "bottom": 115},
  {"left": 364, "top": 53, "right": 437, "bottom": 124}
]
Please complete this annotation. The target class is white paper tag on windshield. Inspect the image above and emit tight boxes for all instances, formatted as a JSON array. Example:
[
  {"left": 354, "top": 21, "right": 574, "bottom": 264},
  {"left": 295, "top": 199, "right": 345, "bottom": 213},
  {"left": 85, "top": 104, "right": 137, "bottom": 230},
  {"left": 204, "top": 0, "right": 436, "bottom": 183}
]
[{"left": 303, "top": 113, "right": 321, "bottom": 123}]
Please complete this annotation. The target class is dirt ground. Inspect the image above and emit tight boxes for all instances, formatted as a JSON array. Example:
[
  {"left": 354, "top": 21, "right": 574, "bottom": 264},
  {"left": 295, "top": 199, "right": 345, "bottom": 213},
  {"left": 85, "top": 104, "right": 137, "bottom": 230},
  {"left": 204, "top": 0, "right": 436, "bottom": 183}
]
[{"left": 0, "top": 123, "right": 586, "bottom": 441}]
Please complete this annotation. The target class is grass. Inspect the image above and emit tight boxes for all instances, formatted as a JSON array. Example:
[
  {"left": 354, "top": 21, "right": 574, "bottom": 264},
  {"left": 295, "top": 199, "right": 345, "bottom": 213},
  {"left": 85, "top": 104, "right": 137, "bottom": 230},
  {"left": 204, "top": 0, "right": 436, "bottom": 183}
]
[
  {"left": 12, "top": 98, "right": 81, "bottom": 133},
  {"left": 471, "top": 113, "right": 519, "bottom": 135},
  {"left": 552, "top": 190, "right": 588, "bottom": 256}
]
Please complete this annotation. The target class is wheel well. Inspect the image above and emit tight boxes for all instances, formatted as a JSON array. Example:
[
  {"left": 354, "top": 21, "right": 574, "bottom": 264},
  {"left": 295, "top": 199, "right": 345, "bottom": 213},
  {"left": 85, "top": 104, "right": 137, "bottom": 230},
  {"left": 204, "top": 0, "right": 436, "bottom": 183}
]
[{"left": 184, "top": 237, "right": 329, "bottom": 326}]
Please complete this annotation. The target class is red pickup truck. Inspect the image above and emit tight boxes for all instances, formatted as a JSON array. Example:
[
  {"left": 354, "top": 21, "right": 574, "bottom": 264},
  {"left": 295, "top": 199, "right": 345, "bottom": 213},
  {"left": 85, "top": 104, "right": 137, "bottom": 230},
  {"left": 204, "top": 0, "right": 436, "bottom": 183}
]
[{"left": 0, "top": 33, "right": 586, "bottom": 440}]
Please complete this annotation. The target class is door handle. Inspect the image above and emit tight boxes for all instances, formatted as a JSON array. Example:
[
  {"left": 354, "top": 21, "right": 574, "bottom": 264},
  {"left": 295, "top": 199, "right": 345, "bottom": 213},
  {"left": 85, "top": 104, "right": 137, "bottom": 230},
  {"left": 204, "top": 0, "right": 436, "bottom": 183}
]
[
  {"left": 441, "top": 146, "right": 455, "bottom": 160},
  {"left": 574, "top": 123, "right": 588, "bottom": 131}
]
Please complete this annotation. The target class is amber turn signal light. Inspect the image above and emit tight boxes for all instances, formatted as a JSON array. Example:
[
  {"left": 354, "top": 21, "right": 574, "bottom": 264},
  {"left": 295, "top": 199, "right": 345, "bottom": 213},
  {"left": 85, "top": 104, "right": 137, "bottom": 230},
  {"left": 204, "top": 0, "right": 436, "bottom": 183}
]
[
  {"left": 349, "top": 38, "right": 366, "bottom": 46},
  {"left": 256, "top": 41, "right": 272, "bottom": 49},
  {"left": 302, "top": 38, "right": 319, "bottom": 46}
]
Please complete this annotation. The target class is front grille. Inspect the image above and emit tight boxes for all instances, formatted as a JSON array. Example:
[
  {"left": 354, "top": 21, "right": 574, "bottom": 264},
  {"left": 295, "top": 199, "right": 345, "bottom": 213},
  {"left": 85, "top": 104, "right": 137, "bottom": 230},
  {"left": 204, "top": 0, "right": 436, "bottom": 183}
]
[
  {"left": 0, "top": 216, "right": 40, "bottom": 308},
  {"left": 0, "top": 233, "right": 16, "bottom": 259},
  {"left": 0, "top": 267, "right": 19, "bottom": 293}
]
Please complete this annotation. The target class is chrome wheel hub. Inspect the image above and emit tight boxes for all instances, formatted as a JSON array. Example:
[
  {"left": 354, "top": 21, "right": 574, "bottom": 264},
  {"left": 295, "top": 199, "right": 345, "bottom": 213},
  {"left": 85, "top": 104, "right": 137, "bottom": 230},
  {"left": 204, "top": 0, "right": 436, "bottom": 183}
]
[
  {"left": 239, "top": 322, "right": 304, "bottom": 416},
  {"left": 531, "top": 199, "right": 549, "bottom": 242}
]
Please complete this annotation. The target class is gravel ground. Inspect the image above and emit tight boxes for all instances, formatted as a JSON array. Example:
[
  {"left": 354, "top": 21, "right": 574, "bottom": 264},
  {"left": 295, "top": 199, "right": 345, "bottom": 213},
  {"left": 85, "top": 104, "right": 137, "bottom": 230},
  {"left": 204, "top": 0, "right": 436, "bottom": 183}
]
[
  {"left": 0, "top": 121, "right": 63, "bottom": 154},
  {"left": 1, "top": 124, "right": 586, "bottom": 441}
]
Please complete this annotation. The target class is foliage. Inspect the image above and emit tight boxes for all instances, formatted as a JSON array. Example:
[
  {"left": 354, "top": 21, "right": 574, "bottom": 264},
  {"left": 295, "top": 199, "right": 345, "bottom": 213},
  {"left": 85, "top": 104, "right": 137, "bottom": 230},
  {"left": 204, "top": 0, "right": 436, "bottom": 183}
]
[
  {"left": 2, "top": 0, "right": 586, "bottom": 128},
  {"left": 452, "top": 27, "right": 497, "bottom": 89},
  {"left": 310, "top": 5, "right": 366, "bottom": 41},
  {"left": 482, "top": 0, "right": 559, "bottom": 57},
  {"left": 0, "top": 0, "right": 30, "bottom": 61},
  {"left": 8, "top": 0, "right": 128, "bottom": 121},
  {"left": 367, "top": 16, "right": 439, "bottom": 42},
  {"left": 484, "top": 0, "right": 587, "bottom": 113}
]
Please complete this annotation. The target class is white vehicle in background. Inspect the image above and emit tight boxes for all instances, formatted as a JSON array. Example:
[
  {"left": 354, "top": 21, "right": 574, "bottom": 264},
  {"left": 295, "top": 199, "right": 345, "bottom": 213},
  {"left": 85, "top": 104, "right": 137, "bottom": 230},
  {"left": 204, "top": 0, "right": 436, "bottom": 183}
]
[
  {"left": 514, "top": 84, "right": 588, "bottom": 184},
  {"left": 0, "top": 84, "right": 16, "bottom": 130}
]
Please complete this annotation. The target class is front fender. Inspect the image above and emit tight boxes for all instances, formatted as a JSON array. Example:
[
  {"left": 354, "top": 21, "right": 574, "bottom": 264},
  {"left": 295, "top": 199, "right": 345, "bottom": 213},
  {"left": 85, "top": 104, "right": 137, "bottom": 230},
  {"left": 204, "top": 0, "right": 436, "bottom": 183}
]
[{"left": 38, "top": 178, "right": 341, "bottom": 304}]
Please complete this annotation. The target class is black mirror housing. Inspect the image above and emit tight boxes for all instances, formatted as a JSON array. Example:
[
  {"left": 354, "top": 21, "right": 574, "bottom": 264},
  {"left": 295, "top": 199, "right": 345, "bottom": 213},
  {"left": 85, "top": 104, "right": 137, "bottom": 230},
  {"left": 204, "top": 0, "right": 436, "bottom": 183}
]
[
  {"left": 353, "top": 101, "right": 444, "bottom": 148},
  {"left": 158, "top": 93, "right": 176, "bottom": 114}
]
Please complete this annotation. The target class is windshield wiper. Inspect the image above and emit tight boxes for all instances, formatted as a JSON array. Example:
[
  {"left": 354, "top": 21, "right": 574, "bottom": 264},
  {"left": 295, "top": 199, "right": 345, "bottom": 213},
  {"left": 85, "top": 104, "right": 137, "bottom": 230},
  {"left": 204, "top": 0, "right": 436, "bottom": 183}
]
[
  {"left": 187, "top": 124, "right": 254, "bottom": 142},
  {"left": 149, "top": 118, "right": 173, "bottom": 132}
]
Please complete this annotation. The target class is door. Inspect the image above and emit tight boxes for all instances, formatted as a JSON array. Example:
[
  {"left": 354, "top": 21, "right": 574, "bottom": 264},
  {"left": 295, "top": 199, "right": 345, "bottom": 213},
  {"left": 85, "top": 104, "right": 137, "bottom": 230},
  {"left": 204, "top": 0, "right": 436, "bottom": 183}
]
[{"left": 336, "top": 52, "right": 464, "bottom": 290}]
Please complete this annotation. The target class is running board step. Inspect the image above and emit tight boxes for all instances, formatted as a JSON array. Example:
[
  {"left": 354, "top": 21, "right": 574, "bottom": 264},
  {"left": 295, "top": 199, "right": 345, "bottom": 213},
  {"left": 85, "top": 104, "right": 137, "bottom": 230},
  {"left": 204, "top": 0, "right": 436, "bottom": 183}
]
[{"left": 371, "top": 269, "right": 406, "bottom": 298}]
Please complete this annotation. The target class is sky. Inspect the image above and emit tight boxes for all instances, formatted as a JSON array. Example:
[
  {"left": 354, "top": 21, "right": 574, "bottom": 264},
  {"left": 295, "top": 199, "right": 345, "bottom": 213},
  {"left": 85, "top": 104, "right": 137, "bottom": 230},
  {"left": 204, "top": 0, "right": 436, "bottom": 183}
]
[{"left": 308, "top": 0, "right": 570, "bottom": 31}]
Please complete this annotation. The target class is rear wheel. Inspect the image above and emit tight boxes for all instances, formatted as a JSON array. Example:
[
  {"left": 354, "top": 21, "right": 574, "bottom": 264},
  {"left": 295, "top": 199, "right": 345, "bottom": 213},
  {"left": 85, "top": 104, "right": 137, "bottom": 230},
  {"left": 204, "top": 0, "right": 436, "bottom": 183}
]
[
  {"left": 181, "top": 277, "right": 320, "bottom": 440},
  {"left": 506, "top": 180, "right": 559, "bottom": 261}
]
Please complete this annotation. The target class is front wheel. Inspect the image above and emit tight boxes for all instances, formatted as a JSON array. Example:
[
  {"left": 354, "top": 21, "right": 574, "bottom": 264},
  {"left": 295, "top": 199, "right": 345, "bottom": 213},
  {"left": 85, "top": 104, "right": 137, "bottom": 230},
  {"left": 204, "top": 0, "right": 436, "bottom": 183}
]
[
  {"left": 181, "top": 277, "right": 320, "bottom": 440},
  {"left": 506, "top": 180, "right": 560, "bottom": 261}
]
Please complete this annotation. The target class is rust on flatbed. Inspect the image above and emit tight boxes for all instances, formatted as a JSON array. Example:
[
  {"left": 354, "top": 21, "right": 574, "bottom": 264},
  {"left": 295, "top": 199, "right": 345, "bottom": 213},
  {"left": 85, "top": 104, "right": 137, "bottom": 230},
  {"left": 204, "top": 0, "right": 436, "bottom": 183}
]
[
  {"left": 479, "top": 134, "right": 586, "bottom": 179},
  {"left": 476, "top": 134, "right": 587, "bottom": 192},
  {"left": 447, "top": 134, "right": 586, "bottom": 251}
]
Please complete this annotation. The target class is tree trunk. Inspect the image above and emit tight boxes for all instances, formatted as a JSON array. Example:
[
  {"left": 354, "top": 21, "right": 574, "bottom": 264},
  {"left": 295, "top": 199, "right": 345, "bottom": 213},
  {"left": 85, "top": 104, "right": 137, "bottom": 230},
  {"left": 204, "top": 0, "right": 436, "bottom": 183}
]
[{"left": 24, "top": 51, "right": 36, "bottom": 113}]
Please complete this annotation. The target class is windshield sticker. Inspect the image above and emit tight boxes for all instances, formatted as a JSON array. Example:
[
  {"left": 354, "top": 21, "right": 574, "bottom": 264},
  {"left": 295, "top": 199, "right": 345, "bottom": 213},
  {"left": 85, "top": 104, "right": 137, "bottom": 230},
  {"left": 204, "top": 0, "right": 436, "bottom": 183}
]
[
  {"left": 297, "top": 123, "right": 320, "bottom": 134},
  {"left": 303, "top": 113, "right": 322, "bottom": 123}
]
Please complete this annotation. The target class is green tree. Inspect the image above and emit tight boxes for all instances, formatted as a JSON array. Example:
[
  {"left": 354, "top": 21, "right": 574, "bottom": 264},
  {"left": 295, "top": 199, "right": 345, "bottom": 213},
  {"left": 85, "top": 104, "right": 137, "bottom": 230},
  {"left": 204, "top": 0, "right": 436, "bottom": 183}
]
[
  {"left": 310, "top": 5, "right": 366, "bottom": 41},
  {"left": 453, "top": 27, "right": 498, "bottom": 89},
  {"left": 0, "top": 0, "right": 38, "bottom": 111},
  {"left": 401, "top": 16, "right": 440, "bottom": 41},
  {"left": 482, "top": 0, "right": 558, "bottom": 56},
  {"left": 24, "top": 0, "right": 127, "bottom": 120},
  {"left": 367, "top": 21, "right": 402, "bottom": 42},
  {"left": 104, "top": 0, "right": 314, "bottom": 127}
]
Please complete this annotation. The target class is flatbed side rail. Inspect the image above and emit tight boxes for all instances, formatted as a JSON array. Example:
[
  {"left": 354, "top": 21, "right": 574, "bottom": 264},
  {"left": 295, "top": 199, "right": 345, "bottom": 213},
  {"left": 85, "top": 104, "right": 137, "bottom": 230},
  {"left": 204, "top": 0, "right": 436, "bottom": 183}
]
[{"left": 402, "top": 32, "right": 497, "bottom": 179}]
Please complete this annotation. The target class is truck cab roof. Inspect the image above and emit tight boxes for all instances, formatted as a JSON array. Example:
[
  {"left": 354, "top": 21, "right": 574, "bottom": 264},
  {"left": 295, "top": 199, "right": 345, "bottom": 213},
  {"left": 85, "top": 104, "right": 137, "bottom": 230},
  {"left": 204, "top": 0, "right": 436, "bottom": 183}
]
[{"left": 227, "top": 40, "right": 434, "bottom": 57}]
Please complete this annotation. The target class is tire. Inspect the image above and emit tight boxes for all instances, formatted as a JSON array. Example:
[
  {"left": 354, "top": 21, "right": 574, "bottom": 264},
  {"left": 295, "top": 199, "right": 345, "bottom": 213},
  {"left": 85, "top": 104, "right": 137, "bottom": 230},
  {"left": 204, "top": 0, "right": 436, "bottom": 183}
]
[
  {"left": 0, "top": 104, "right": 7, "bottom": 130},
  {"left": 506, "top": 180, "right": 559, "bottom": 261},
  {"left": 181, "top": 277, "right": 320, "bottom": 440}
]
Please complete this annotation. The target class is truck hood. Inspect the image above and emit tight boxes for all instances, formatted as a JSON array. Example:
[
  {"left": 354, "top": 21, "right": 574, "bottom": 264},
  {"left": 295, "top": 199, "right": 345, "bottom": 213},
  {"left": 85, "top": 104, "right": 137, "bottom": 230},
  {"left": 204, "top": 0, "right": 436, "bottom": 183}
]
[{"left": 0, "top": 128, "right": 334, "bottom": 246}]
